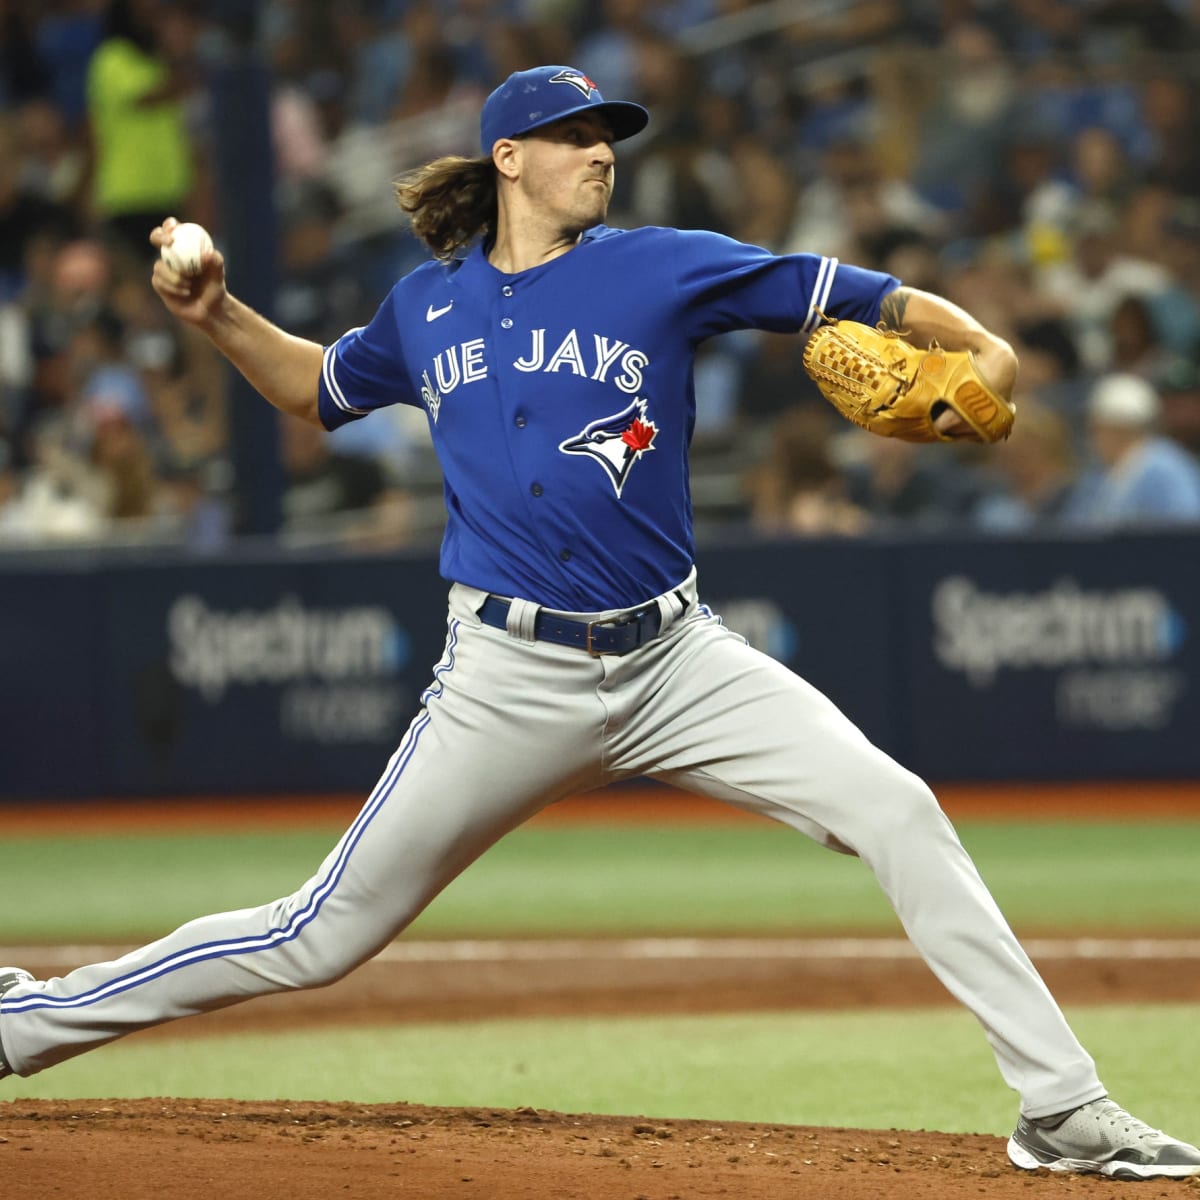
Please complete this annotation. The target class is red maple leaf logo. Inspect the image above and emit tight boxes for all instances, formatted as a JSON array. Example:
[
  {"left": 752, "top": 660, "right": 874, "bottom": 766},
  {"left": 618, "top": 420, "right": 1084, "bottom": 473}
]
[{"left": 621, "top": 419, "right": 656, "bottom": 452}]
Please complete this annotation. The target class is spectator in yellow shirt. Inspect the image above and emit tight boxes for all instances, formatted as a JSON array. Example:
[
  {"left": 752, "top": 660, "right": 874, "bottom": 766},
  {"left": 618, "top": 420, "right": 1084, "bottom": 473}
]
[{"left": 86, "top": 0, "right": 201, "bottom": 263}]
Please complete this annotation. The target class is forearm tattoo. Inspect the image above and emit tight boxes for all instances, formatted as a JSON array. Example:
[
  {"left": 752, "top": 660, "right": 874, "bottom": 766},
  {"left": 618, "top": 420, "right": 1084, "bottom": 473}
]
[{"left": 878, "top": 287, "right": 910, "bottom": 331}]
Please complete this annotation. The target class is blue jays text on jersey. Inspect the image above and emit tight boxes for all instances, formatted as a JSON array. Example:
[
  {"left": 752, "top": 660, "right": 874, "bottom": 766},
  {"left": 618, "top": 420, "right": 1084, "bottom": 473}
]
[
  {"left": 416, "top": 326, "right": 651, "bottom": 421},
  {"left": 318, "top": 225, "right": 898, "bottom": 611}
]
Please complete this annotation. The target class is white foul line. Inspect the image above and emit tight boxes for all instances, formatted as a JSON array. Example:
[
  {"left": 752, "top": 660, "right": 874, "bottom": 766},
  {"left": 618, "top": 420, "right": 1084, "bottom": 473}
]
[{"left": 5, "top": 937, "right": 1200, "bottom": 969}]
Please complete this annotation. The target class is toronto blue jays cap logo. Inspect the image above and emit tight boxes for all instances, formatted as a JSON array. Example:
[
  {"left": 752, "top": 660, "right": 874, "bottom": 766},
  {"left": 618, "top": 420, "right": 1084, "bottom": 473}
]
[
  {"left": 558, "top": 399, "right": 659, "bottom": 498},
  {"left": 480, "top": 64, "right": 649, "bottom": 154},
  {"left": 548, "top": 69, "right": 598, "bottom": 98}
]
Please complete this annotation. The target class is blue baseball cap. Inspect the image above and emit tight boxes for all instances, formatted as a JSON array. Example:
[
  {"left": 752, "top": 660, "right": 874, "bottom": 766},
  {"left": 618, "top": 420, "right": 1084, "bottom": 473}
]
[{"left": 479, "top": 66, "right": 649, "bottom": 155}]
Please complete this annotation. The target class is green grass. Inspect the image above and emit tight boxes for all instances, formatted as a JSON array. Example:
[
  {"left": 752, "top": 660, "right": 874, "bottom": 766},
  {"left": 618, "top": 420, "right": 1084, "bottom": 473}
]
[
  {"left": 8, "top": 1004, "right": 1199, "bottom": 1138},
  {"left": 955, "top": 821, "right": 1200, "bottom": 929},
  {"left": 1, "top": 820, "right": 1199, "bottom": 943}
]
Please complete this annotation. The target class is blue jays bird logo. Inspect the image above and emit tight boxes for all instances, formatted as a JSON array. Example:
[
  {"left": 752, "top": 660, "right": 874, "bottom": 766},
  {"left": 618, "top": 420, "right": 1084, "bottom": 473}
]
[
  {"left": 549, "top": 69, "right": 598, "bottom": 98},
  {"left": 559, "top": 399, "right": 658, "bottom": 498}
]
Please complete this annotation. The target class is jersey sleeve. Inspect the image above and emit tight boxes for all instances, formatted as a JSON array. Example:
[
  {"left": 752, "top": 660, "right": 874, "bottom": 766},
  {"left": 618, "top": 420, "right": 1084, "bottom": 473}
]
[
  {"left": 669, "top": 228, "right": 899, "bottom": 343},
  {"left": 317, "top": 289, "right": 418, "bottom": 431}
]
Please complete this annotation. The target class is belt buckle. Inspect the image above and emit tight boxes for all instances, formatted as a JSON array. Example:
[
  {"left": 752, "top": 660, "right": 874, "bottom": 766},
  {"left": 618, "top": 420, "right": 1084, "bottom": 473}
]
[
  {"left": 585, "top": 608, "right": 648, "bottom": 657},
  {"left": 585, "top": 616, "right": 618, "bottom": 657}
]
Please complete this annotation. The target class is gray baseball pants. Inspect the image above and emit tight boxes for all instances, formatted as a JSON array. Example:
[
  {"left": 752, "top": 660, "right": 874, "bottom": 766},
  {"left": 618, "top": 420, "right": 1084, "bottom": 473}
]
[{"left": 0, "top": 570, "right": 1103, "bottom": 1118}]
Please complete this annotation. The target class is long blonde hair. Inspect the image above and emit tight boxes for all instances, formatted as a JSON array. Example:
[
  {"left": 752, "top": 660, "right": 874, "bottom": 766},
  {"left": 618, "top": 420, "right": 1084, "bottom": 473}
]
[{"left": 394, "top": 156, "right": 497, "bottom": 262}]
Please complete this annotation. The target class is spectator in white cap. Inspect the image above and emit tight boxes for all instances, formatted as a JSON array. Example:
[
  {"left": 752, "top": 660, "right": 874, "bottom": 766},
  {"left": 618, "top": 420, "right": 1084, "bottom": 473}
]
[{"left": 1073, "top": 371, "right": 1200, "bottom": 526}]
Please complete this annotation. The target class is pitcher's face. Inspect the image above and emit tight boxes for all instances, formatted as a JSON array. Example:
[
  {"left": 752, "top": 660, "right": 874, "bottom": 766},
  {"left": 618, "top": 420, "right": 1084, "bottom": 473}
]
[{"left": 511, "top": 114, "right": 616, "bottom": 231}]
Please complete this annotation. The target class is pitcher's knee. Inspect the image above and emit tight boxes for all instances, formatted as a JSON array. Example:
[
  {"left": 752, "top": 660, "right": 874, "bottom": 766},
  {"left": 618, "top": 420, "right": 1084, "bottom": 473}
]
[
  {"left": 863, "top": 765, "right": 947, "bottom": 840},
  {"left": 254, "top": 891, "right": 407, "bottom": 991},
  {"left": 288, "top": 942, "right": 366, "bottom": 989}
]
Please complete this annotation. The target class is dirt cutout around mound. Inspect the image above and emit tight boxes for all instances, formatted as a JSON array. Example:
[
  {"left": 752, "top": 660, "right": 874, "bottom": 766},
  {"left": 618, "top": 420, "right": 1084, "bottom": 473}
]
[
  {"left": 12, "top": 936, "right": 1200, "bottom": 1037},
  {"left": 5, "top": 1099, "right": 1200, "bottom": 1200}
]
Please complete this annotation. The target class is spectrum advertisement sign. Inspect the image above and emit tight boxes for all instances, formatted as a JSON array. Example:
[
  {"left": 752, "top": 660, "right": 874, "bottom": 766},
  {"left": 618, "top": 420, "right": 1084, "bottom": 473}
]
[{"left": 901, "top": 534, "right": 1197, "bottom": 779}]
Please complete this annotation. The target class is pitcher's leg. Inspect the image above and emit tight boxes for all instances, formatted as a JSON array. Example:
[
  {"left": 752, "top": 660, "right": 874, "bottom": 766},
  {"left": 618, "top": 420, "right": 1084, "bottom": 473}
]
[
  {"left": 1, "top": 619, "right": 604, "bottom": 1077},
  {"left": 616, "top": 618, "right": 1102, "bottom": 1117}
]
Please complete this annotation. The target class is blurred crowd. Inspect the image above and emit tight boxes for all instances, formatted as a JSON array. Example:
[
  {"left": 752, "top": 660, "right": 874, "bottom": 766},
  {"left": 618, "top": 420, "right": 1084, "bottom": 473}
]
[{"left": 2, "top": 0, "right": 1200, "bottom": 552}]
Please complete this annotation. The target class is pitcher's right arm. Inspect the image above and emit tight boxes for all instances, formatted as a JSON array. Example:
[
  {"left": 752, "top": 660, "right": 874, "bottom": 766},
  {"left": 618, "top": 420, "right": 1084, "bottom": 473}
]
[{"left": 151, "top": 217, "right": 323, "bottom": 426}]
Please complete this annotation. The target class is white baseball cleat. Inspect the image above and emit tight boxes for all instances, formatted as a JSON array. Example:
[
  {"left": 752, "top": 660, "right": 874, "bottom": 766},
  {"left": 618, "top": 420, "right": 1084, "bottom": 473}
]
[{"left": 1008, "top": 1097, "right": 1200, "bottom": 1179}]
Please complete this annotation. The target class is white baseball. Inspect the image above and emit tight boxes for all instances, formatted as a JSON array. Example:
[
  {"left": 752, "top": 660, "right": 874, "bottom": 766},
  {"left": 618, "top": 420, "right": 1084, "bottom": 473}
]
[{"left": 161, "top": 222, "right": 213, "bottom": 276}]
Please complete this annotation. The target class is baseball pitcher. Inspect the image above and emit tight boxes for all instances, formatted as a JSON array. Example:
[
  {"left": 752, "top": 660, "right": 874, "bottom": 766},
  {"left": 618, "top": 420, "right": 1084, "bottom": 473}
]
[{"left": 1, "top": 65, "right": 1196, "bottom": 1181}]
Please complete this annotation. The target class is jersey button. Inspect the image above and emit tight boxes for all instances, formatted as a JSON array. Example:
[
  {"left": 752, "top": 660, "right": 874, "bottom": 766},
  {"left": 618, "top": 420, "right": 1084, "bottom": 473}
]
[
  {"left": 501, "top": 317, "right": 513, "bottom": 329},
  {"left": 559, "top": 549, "right": 572, "bottom": 562},
  {"left": 530, "top": 482, "right": 543, "bottom": 497},
  {"left": 515, "top": 415, "right": 527, "bottom": 428},
  {"left": 502, "top": 286, "right": 514, "bottom": 297}
]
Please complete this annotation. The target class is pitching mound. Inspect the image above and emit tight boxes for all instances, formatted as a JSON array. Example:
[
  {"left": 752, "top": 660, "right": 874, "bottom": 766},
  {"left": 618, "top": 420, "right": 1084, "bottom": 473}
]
[{"left": 5, "top": 1097, "right": 1179, "bottom": 1199}]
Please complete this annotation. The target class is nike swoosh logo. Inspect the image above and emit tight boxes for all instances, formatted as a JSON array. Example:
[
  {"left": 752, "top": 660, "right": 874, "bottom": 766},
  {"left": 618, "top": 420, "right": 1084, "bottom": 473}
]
[{"left": 426, "top": 301, "right": 453, "bottom": 322}]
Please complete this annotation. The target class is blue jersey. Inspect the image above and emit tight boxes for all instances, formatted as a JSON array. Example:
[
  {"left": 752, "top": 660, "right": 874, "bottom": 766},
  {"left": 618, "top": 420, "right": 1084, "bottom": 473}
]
[{"left": 318, "top": 224, "right": 897, "bottom": 610}]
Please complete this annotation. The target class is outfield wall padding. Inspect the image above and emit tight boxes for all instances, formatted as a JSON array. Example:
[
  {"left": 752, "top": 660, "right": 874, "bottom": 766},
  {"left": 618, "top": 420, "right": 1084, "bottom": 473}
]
[{"left": 1, "top": 530, "right": 1196, "bottom": 798}]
